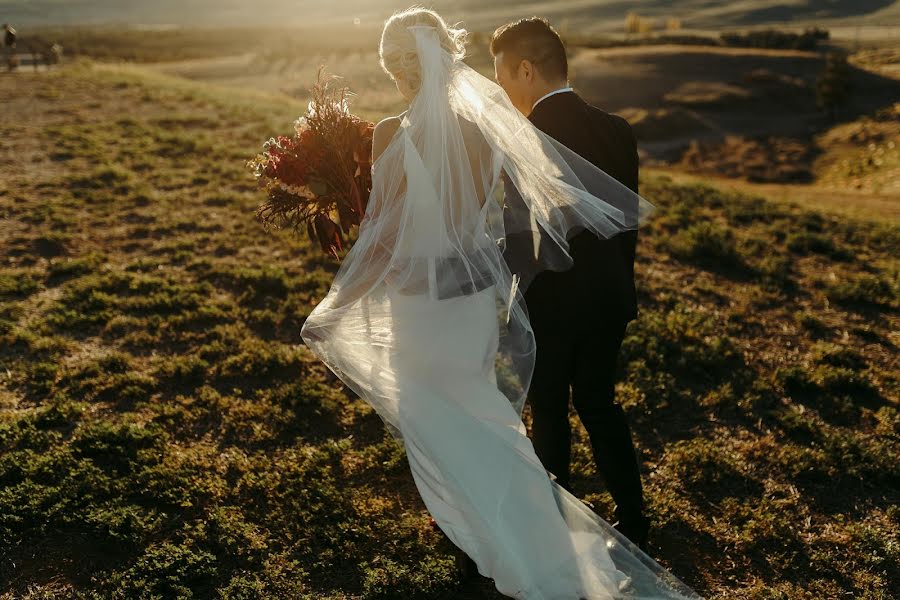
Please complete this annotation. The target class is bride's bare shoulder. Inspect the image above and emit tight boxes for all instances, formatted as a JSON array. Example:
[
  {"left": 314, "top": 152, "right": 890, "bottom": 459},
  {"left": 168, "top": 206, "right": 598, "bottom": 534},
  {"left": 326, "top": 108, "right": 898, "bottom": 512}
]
[
  {"left": 373, "top": 114, "right": 405, "bottom": 162},
  {"left": 375, "top": 114, "right": 404, "bottom": 131}
]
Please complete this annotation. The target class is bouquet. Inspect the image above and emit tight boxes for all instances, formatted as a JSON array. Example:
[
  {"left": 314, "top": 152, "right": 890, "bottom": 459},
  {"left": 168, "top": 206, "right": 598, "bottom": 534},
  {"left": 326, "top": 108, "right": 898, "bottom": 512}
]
[{"left": 249, "top": 70, "right": 375, "bottom": 258}]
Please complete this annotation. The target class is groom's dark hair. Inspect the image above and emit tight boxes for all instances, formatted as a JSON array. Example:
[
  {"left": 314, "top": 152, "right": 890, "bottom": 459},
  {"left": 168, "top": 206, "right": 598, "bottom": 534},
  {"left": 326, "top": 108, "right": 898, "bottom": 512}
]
[{"left": 490, "top": 17, "right": 567, "bottom": 81}]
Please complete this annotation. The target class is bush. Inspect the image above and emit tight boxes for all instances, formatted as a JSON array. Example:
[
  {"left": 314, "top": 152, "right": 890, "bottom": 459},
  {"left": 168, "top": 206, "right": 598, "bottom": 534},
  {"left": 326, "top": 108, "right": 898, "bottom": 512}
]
[
  {"left": 622, "top": 304, "right": 742, "bottom": 387},
  {"left": 721, "top": 28, "right": 828, "bottom": 51},
  {"left": 810, "top": 342, "right": 867, "bottom": 370},
  {"left": 361, "top": 555, "right": 457, "bottom": 599},
  {"left": 0, "top": 269, "right": 41, "bottom": 299},
  {"left": 47, "top": 253, "right": 105, "bottom": 282},
  {"left": 98, "top": 542, "right": 219, "bottom": 598},
  {"left": 756, "top": 254, "right": 794, "bottom": 292},
  {"left": 817, "top": 51, "right": 852, "bottom": 120},
  {"left": 73, "top": 421, "right": 166, "bottom": 475},
  {"left": 785, "top": 231, "right": 850, "bottom": 260},
  {"left": 795, "top": 311, "right": 829, "bottom": 337},
  {"left": 664, "top": 221, "right": 745, "bottom": 271},
  {"left": 663, "top": 438, "right": 762, "bottom": 502},
  {"left": 826, "top": 272, "right": 898, "bottom": 308}
]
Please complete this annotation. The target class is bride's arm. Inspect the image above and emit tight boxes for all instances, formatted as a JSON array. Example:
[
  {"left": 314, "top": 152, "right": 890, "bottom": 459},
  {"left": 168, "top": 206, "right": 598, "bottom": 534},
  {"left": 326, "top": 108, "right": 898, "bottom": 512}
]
[
  {"left": 327, "top": 116, "right": 405, "bottom": 308},
  {"left": 372, "top": 115, "right": 403, "bottom": 163}
]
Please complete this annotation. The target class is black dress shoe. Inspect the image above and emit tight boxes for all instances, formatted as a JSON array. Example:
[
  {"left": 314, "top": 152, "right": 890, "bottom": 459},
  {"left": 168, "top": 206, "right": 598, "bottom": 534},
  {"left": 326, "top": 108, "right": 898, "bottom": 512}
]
[
  {"left": 454, "top": 547, "right": 478, "bottom": 579},
  {"left": 430, "top": 517, "right": 479, "bottom": 579},
  {"left": 613, "top": 514, "right": 651, "bottom": 553}
]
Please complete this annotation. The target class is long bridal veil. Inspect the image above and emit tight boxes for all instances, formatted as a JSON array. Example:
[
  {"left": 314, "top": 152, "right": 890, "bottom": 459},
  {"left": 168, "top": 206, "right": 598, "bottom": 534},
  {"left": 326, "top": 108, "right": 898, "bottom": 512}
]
[{"left": 301, "top": 23, "right": 701, "bottom": 600}]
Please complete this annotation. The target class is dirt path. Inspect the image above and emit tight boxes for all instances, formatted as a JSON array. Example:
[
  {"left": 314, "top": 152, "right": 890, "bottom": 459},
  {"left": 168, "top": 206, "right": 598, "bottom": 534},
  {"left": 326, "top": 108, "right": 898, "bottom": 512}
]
[{"left": 646, "top": 166, "right": 900, "bottom": 222}]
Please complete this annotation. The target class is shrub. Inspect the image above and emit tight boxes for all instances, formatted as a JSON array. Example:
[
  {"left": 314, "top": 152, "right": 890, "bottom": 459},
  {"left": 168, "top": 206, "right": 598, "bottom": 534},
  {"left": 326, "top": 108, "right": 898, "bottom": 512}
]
[
  {"left": 721, "top": 28, "right": 828, "bottom": 51},
  {"left": 47, "top": 253, "right": 105, "bottom": 282},
  {"left": 755, "top": 254, "right": 794, "bottom": 292},
  {"left": 785, "top": 231, "right": 849, "bottom": 260},
  {"left": 724, "top": 194, "right": 786, "bottom": 225},
  {"left": 817, "top": 51, "right": 851, "bottom": 120},
  {"left": 775, "top": 366, "right": 818, "bottom": 398},
  {"left": 0, "top": 269, "right": 41, "bottom": 299},
  {"left": 663, "top": 221, "right": 745, "bottom": 271},
  {"left": 73, "top": 421, "right": 166, "bottom": 475},
  {"left": 826, "top": 272, "right": 898, "bottom": 308},
  {"left": 361, "top": 555, "right": 457, "bottom": 599},
  {"left": 663, "top": 438, "right": 762, "bottom": 502},
  {"left": 795, "top": 311, "right": 829, "bottom": 337},
  {"left": 622, "top": 305, "right": 742, "bottom": 387},
  {"left": 810, "top": 342, "right": 867, "bottom": 370},
  {"left": 98, "top": 542, "right": 219, "bottom": 598}
]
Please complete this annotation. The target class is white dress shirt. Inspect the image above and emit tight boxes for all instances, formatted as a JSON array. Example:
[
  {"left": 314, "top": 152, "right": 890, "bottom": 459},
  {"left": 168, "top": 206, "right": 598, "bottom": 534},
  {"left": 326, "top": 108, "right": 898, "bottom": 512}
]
[{"left": 531, "top": 86, "right": 574, "bottom": 112}]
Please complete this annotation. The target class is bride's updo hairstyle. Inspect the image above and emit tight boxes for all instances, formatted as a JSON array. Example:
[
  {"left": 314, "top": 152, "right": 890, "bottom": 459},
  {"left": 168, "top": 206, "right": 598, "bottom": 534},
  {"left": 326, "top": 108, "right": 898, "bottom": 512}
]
[{"left": 379, "top": 6, "right": 468, "bottom": 95}]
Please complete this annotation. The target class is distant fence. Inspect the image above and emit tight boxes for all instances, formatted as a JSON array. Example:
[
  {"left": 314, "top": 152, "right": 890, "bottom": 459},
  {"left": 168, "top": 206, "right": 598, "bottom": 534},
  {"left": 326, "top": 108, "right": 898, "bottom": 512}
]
[{"left": 5, "top": 35, "right": 63, "bottom": 71}]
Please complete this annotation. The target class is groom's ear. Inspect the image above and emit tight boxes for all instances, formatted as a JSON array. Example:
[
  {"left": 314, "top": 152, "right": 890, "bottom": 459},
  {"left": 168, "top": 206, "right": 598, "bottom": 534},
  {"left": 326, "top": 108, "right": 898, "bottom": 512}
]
[{"left": 518, "top": 59, "right": 535, "bottom": 83}]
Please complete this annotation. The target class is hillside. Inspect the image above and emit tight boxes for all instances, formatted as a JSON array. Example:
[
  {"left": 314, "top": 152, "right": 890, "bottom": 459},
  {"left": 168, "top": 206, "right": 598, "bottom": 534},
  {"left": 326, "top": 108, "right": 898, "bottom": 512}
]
[
  {"left": 0, "top": 63, "right": 898, "bottom": 599},
  {"left": 2, "top": 0, "right": 900, "bottom": 31},
  {"left": 15, "top": 23, "right": 897, "bottom": 200}
]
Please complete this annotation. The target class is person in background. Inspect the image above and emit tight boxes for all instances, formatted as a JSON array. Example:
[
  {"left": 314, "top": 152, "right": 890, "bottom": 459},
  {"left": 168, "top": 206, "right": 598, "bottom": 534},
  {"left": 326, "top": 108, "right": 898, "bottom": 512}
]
[
  {"left": 50, "top": 43, "right": 63, "bottom": 65},
  {"left": 3, "top": 23, "right": 17, "bottom": 71}
]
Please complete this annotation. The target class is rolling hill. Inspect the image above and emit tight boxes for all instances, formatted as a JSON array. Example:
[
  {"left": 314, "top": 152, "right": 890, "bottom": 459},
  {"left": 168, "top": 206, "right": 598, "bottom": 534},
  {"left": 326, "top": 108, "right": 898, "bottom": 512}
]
[
  {"left": 2, "top": 0, "right": 900, "bottom": 31},
  {"left": 0, "top": 60, "right": 897, "bottom": 599}
]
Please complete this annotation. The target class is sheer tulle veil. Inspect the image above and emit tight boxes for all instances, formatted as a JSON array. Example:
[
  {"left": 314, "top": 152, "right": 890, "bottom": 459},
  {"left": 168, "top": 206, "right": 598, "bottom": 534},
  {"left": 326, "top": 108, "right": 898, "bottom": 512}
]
[
  {"left": 300, "top": 24, "right": 653, "bottom": 436},
  {"left": 300, "top": 21, "right": 702, "bottom": 600}
]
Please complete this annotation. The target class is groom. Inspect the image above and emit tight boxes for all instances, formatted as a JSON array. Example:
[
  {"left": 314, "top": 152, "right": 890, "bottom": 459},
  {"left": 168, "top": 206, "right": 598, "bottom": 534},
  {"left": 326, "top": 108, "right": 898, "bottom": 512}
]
[{"left": 491, "top": 17, "right": 651, "bottom": 551}]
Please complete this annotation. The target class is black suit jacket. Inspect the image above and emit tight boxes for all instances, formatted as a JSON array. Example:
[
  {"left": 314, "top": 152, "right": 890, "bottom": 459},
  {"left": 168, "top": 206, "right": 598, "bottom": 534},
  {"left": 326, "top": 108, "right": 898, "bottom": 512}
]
[{"left": 503, "top": 91, "right": 640, "bottom": 326}]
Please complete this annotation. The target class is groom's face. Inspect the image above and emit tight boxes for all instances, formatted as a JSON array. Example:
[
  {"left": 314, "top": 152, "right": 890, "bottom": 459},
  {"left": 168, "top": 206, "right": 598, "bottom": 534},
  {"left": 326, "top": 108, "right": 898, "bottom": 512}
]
[{"left": 494, "top": 51, "right": 533, "bottom": 116}]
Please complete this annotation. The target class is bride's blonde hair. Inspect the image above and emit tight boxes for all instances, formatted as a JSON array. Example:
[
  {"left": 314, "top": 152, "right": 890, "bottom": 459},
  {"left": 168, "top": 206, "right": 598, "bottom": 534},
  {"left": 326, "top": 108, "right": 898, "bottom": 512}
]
[{"left": 379, "top": 6, "right": 468, "bottom": 94}]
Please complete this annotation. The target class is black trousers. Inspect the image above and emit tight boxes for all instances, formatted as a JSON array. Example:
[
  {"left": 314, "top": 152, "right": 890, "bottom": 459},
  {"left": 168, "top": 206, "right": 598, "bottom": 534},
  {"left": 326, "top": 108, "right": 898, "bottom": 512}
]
[{"left": 526, "top": 308, "right": 646, "bottom": 524}]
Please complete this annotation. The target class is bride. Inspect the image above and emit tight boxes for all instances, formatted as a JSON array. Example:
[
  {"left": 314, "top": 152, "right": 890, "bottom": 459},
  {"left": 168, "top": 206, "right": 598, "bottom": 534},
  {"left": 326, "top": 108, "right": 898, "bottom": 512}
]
[{"left": 301, "top": 7, "right": 702, "bottom": 599}]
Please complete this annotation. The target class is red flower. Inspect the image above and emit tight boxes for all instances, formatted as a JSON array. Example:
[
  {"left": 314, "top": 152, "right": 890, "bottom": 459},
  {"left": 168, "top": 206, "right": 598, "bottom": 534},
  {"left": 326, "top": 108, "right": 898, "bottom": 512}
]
[
  {"left": 251, "top": 69, "right": 376, "bottom": 260},
  {"left": 314, "top": 213, "right": 343, "bottom": 259},
  {"left": 352, "top": 121, "right": 375, "bottom": 176}
]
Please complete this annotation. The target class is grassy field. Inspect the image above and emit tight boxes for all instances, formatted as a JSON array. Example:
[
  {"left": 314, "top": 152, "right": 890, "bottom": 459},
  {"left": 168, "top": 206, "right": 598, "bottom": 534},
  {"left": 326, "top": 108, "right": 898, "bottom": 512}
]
[
  {"left": 0, "top": 52, "right": 898, "bottom": 600},
  {"left": 17, "top": 23, "right": 900, "bottom": 199}
]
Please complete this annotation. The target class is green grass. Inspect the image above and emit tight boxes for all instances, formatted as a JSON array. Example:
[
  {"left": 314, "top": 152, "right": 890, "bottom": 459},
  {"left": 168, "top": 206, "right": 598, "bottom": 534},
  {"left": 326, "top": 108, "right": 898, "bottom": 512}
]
[
  {"left": 26, "top": 25, "right": 380, "bottom": 64},
  {"left": 0, "top": 63, "right": 898, "bottom": 600}
]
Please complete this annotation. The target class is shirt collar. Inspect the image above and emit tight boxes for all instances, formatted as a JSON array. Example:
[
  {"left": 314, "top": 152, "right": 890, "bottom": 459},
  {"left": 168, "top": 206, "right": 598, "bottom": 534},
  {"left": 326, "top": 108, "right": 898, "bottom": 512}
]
[{"left": 531, "top": 86, "right": 574, "bottom": 111}]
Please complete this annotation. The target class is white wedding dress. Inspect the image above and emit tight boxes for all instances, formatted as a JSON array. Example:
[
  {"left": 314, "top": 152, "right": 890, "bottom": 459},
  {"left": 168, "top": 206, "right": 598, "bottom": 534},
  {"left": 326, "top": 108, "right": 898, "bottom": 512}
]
[{"left": 301, "top": 25, "right": 702, "bottom": 600}]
